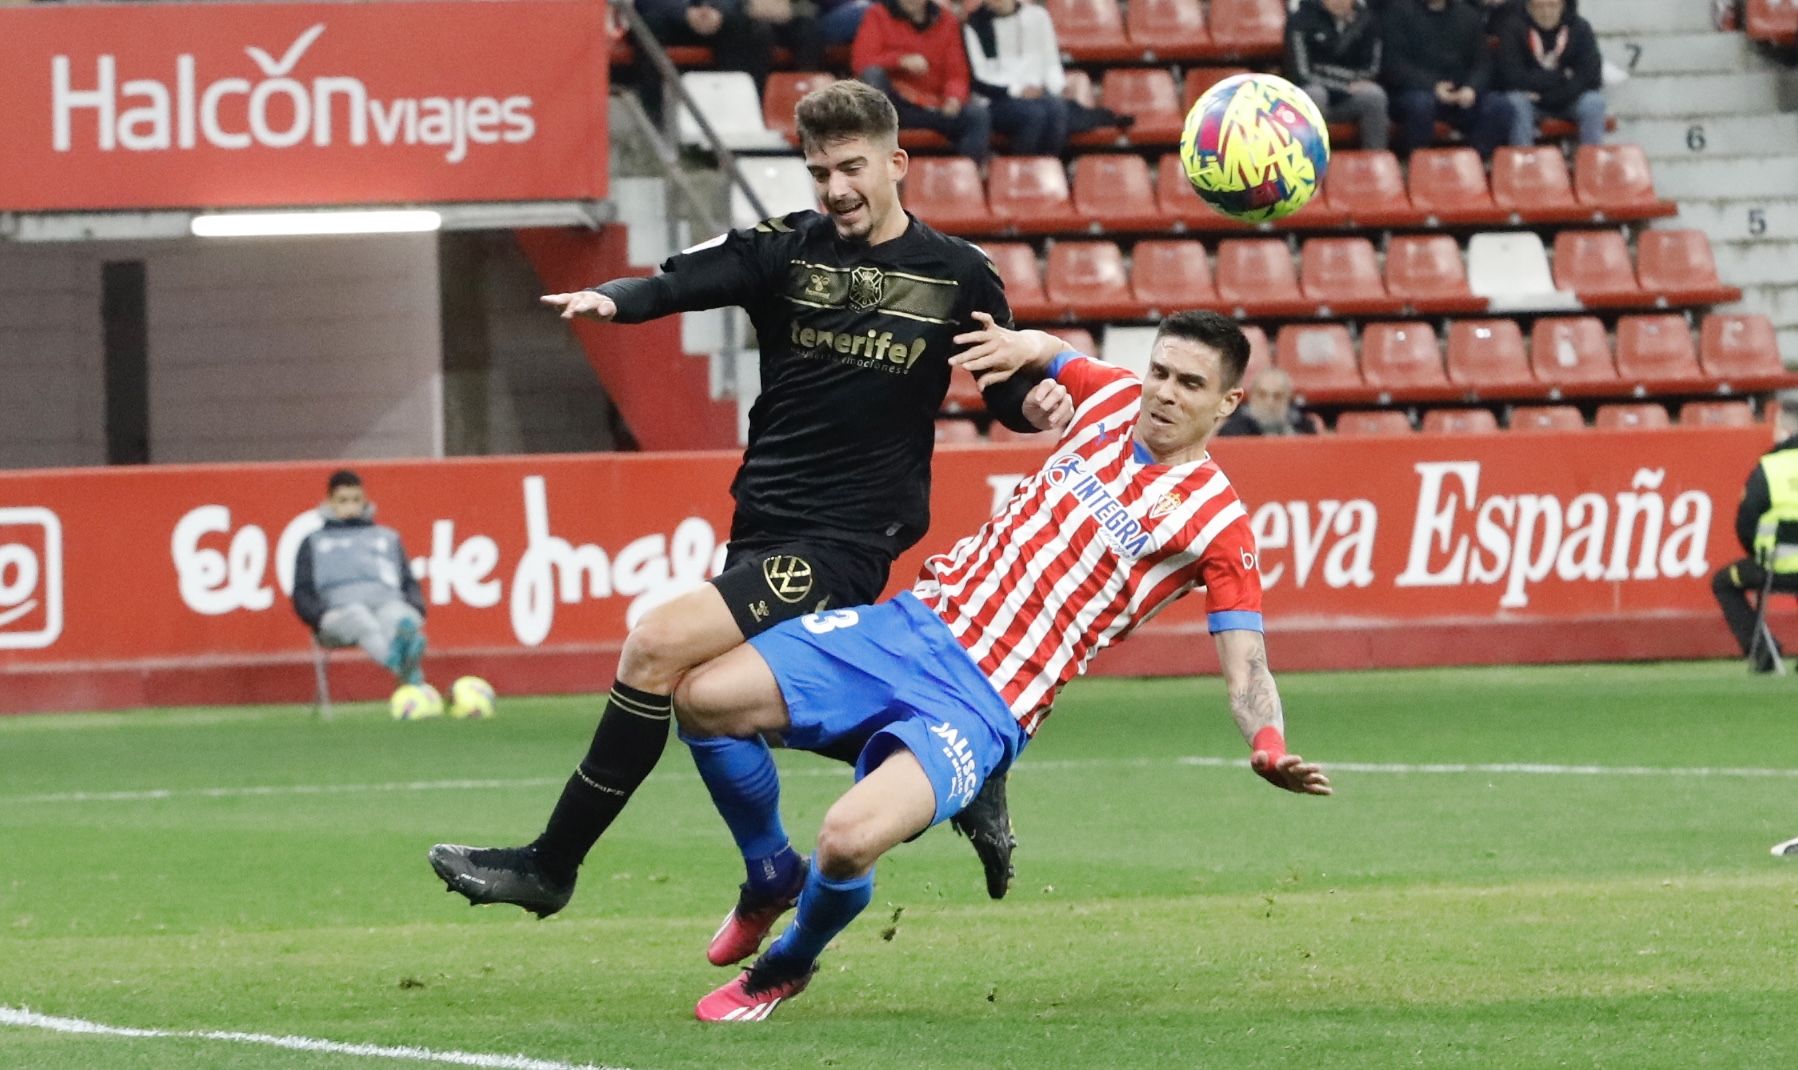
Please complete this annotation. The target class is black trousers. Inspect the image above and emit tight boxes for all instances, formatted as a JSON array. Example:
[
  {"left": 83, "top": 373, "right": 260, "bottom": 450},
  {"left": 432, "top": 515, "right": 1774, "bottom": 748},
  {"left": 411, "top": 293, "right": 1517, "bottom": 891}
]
[{"left": 1712, "top": 558, "right": 1798, "bottom": 657}]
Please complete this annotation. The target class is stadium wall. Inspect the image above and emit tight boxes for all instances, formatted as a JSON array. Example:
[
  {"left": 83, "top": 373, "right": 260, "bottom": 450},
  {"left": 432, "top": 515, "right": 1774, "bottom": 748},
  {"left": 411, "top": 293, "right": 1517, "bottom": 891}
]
[{"left": 0, "top": 426, "right": 1773, "bottom": 714}]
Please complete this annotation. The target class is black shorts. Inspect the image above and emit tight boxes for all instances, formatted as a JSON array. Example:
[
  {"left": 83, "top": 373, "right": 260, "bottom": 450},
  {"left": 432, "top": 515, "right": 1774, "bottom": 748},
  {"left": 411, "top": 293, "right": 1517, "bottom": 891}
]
[{"left": 711, "top": 536, "right": 893, "bottom": 640}]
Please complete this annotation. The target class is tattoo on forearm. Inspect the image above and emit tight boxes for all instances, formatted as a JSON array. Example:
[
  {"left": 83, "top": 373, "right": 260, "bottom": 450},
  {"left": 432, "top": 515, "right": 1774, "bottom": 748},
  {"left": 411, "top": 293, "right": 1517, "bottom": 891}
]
[{"left": 1227, "top": 646, "right": 1282, "bottom": 741}]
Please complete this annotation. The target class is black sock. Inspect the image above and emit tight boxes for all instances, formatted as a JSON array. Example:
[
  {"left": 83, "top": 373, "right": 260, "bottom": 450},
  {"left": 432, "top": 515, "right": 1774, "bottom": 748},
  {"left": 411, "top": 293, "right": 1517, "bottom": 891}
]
[{"left": 531, "top": 682, "right": 672, "bottom": 879}]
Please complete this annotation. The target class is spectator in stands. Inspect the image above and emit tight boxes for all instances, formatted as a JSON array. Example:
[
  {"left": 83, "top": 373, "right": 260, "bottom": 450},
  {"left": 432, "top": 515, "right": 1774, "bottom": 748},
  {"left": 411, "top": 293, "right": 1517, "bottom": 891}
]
[
  {"left": 1497, "top": 0, "right": 1606, "bottom": 146},
  {"left": 963, "top": 0, "right": 1070, "bottom": 156},
  {"left": 854, "top": 0, "right": 993, "bottom": 162},
  {"left": 820, "top": 0, "right": 874, "bottom": 44},
  {"left": 1216, "top": 368, "right": 1316, "bottom": 437},
  {"left": 1286, "top": 0, "right": 1390, "bottom": 153},
  {"left": 291, "top": 470, "right": 429, "bottom": 686},
  {"left": 1468, "top": 0, "right": 1522, "bottom": 31},
  {"left": 1382, "top": 0, "right": 1513, "bottom": 157},
  {"left": 635, "top": 0, "right": 821, "bottom": 98}
]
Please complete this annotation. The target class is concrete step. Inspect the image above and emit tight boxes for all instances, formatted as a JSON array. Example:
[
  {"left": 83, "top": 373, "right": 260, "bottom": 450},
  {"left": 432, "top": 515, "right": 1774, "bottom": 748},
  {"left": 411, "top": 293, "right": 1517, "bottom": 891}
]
[
  {"left": 1649, "top": 156, "right": 1798, "bottom": 199},
  {"left": 1582, "top": 0, "right": 1717, "bottom": 35},
  {"left": 1622, "top": 114, "right": 1798, "bottom": 159},
  {"left": 1665, "top": 198, "right": 1798, "bottom": 243},
  {"left": 1713, "top": 240, "right": 1798, "bottom": 287},
  {"left": 1606, "top": 71, "right": 1787, "bottom": 117},
  {"left": 1599, "top": 31, "right": 1766, "bottom": 75}
]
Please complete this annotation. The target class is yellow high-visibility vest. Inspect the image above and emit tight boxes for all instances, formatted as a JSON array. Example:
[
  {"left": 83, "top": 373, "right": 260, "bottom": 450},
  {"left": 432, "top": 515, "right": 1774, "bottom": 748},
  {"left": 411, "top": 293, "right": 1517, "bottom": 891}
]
[{"left": 1754, "top": 449, "right": 1798, "bottom": 573}]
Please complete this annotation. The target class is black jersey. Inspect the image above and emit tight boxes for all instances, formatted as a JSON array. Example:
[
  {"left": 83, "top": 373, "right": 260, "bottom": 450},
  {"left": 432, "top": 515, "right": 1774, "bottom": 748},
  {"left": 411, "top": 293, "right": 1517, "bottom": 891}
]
[{"left": 596, "top": 210, "right": 1029, "bottom": 556}]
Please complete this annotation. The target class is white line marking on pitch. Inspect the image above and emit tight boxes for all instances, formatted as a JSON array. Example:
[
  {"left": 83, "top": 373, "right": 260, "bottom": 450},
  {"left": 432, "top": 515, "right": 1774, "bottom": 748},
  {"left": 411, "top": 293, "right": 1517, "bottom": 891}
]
[
  {"left": 0, "top": 1006, "right": 629, "bottom": 1070},
  {"left": 6, "top": 755, "right": 1798, "bottom": 807}
]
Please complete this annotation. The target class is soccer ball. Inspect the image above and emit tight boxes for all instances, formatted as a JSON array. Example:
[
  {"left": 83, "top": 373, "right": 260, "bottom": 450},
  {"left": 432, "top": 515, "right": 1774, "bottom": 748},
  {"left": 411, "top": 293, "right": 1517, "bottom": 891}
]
[
  {"left": 447, "top": 676, "right": 497, "bottom": 720},
  {"left": 1179, "top": 73, "right": 1330, "bottom": 224},
  {"left": 390, "top": 683, "right": 443, "bottom": 721}
]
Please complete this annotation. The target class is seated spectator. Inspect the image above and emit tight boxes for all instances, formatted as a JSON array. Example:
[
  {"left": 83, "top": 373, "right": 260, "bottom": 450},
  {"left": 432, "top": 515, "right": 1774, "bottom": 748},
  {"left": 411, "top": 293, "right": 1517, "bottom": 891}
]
[
  {"left": 1382, "top": 0, "right": 1512, "bottom": 157},
  {"left": 1468, "top": 0, "right": 1522, "bottom": 31},
  {"left": 291, "top": 470, "right": 429, "bottom": 687},
  {"left": 820, "top": 0, "right": 874, "bottom": 45},
  {"left": 1497, "top": 0, "right": 1606, "bottom": 146},
  {"left": 963, "top": 0, "right": 1071, "bottom": 156},
  {"left": 854, "top": 0, "right": 993, "bottom": 162},
  {"left": 1286, "top": 0, "right": 1390, "bottom": 153},
  {"left": 1217, "top": 369, "right": 1317, "bottom": 437},
  {"left": 635, "top": 0, "right": 821, "bottom": 97}
]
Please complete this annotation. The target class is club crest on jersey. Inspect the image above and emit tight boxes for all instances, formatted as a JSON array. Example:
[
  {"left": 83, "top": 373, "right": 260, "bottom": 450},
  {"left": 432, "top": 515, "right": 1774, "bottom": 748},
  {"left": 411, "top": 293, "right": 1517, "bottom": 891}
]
[
  {"left": 1149, "top": 491, "right": 1183, "bottom": 519},
  {"left": 1044, "top": 454, "right": 1154, "bottom": 558},
  {"left": 848, "top": 266, "right": 884, "bottom": 311}
]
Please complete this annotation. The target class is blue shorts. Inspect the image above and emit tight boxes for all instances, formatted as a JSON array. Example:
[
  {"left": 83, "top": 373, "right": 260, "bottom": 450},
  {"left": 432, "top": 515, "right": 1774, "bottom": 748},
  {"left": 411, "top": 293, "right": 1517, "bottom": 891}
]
[{"left": 748, "top": 592, "right": 1027, "bottom": 826}]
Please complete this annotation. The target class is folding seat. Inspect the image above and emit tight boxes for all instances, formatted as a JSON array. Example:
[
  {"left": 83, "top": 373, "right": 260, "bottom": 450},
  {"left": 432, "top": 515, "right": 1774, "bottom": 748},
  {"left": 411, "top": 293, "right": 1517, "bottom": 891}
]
[
  {"left": 1360, "top": 322, "right": 1455, "bottom": 400},
  {"left": 1749, "top": 0, "right": 1798, "bottom": 45},
  {"left": 1490, "top": 146, "right": 1587, "bottom": 224},
  {"left": 1614, "top": 314, "right": 1707, "bottom": 389},
  {"left": 1182, "top": 68, "right": 1251, "bottom": 111},
  {"left": 1063, "top": 69, "right": 1097, "bottom": 108},
  {"left": 1680, "top": 400, "right": 1757, "bottom": 428},
  {"left": 731, "top": 157, "right": 817, "bottom": 228},
  {"left": 1320, "top": 150, "right": 1423, "bottom": 228},
  {"left": 1574, "top": 144, "right": 1678, "bottom": 220},
  {"left": 1130, "top": 240, "right": 1220, "bottom": 316},
  {"left": 988, "top": 157, "right": 1084, "bottom": 234},
  {"left": 1098, "top": 68, "right": 1187, "bottom": 144},
  {"left": 1635, "top": 230, "right": 1743, "bottom": 306},
  {"left": 1421, "top": 408, "right": 1501, "bottom": 434},
  {"left": 1101, "top": 325, "right": 1159, "bottom": 377},
  {"left": 1155, "top": 153, "right": 1224, "bottom": 228},
  {"left": 1700, "top": 313, "right": 1787, "bottom": 386},
  {"left": 1336, "top": 410, "right": 1414, "bottom": 436},
  {"left": 1465, "top": 232, "right": 1573, "bottom": 310},
  {"left": 1386, "top": 234, "right": 1487, "bottom": 315},
  {"left": 1536, "top": 114, "right": 1618, "bottom": 142},
  {"left": 1209, "top": 0, "right": 1287, "bottom": 55},
  {"left": 905, "top": 157, "right": 998, "bottom": 235},
  {"left": 1216, "top": 239, "right": 1314, "bottom": 317},
  {"left": 982, "top": 243, "right": 1060, "bottom": 322},
  {"left": 1529, "top": 317, "right": 1619, "bottom": 394},
  {"left": 1125, "top": 0, "right": 1213, "bottom": 61},
  {"left": 1241, "top": 324, "right": 1273, "bottom": 386},
  {"left": 1274, "top": 323, "right": 1365, "bottom": 399},
  {"left": 678, "top": 72, "right": 788, "bottom": 151},
  {"left": 1509, "top": 405, "right": 1585, "bottom": 432},
  {"left": 1594, "top": 403, "right": 1672, "bottom": 430},
  {"left": 1072, "top": 155, "right": 1171, "bottom": 232},
  {"left": 762, "top": 72, "right": 835, "bottom": 145},
  {"left": 1446, "top": 319, "right": 1537, "bottom": 396},
  {"left": 1300, "top": 238, "right": 1404, "bottom": 316},
  {"left": 1407, "top": 148, "right": 1506, "bottom": 226},
  {"left": 1042, "top": 0, "right": 1139, "bottom": 62},
  {"left": 1552, "top": 229, "right": 1649, "bottom": 308},
  {"left": 1047, "top": 242, "right": 1149, "bottom": 320}
]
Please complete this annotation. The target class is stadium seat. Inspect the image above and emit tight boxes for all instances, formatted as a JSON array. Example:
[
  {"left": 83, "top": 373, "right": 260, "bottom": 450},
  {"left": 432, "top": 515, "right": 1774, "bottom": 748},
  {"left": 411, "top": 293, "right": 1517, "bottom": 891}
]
[
  {"left": 677, "top": 72, "right": 787, "bottom": 151},
  {"left": 1509, "top": 405, "right": 1585, "bottom": 432},
  {"left": 904, "top": 157, "right": 996, "bottom": 235},
  {"left": 1300, "top": 238, "right": 1404, "bottom": 316},
  {"left": 1320, "top": 150, "right": 1422, "bottom": 228},
  {"left": 1059, "top": 327, "right": 1100, "bottom": 358},
  {"left": 1274, "top": 323, "right": 1364, "bottom": 399},
  {"left": 1594, "top": 402, "right": 1672, "bottom": 430},
  {"left": 1043, "top": 0, "right": 1139, "bottom": 62},
  {"left": 1182, "top": 67, "right": 1251, "bottom": 110},
  {"left": 983, "top": 243, "right": 1059, "bottom": 322},
  {"left": 1063, "top": 69, "right": 1097, "bottom": 107},
  {"left": 1130, "top": 240, "right": 1219, "bottom": 315},
  {"left": 942, "top": 364, "right": 985, "bottom": 413},
  {"left": 1421, "top": 408, "right": 1500, "bottom": 434},
  {"left": 731, "top": 157, "right": 815, "bottom": 228},
  {"left": 1155, "top": 153, "right": 1224, "bottom": 228},
  {"left": 1490, "top": 146, "right": 1587, "bottom": 224},
  {"left": 1446, "top": 319, "right": 1537, "bottom": 396},
  {"left": 1208, "top": 0, "right": 1287, "bottom": 56},
  {"left": 1408, "top": 148, "right": 1506, "bottom": 225},
  {"left": 1335, "top": 410, "right": 1413, "bottom": 435},
  {"left": 1048, "top": 242, "right": 1148, "bottom": 320},
  {"left": 762, "top": 72, "right": 835, "bottom": 145},
  {"left": 1529, "top": 317, "right": 1619, "bottom": 394},
  {"left": 1360, "top": 322, "right": 1455, "bottom": 399},
  {"left": 1749, "top": 0, "right": 1798, "bottom": 45},
  {"left": 1680, "top": 400, "right": 1757, "bottom": 428},
  {"left": 988, "top": 157, "right": 1083, "bottom": 234},
  {"left": 1126, "top": 0, "right": 1213, "bottom": 60},
  {"left": 1699, "top": 313, "right": 1787, "bottom": 386},
  {"left": 1386, "top": 234, "right": 1487, "bottom": 315},
  {"left": 1466, "top": 232, "right": 1572, "bottom": 310},
  {"left": 1101, "top": 325, "right": 1159, "bottom": 377},
  {"left": 1635, "top": 229, "right": 1743, "bottom": 306},
  {"left": 936, "top": 417, "right": 982, "bottom": 442},
  {"left": 1072, "top": 154, "right": 1170, "bottom": 232},
  {"left": 1552, "top": 229, "right": 1648, "bottom": 308},
  {"left": 1574, "top": 144, "right": 1678, "bottom": 220},
  {"left": 1242, "top": 324, "right": 1273, "bottom": 386},
  {"left": 1217, "top": 239, "right": 1314, "bottom": 317},
  {"left": 1614, "top": 314, "right": 1707, "bottom": 389},
  {"left": 1097, "top": 68, "right": 1186, "bottom": 144}
]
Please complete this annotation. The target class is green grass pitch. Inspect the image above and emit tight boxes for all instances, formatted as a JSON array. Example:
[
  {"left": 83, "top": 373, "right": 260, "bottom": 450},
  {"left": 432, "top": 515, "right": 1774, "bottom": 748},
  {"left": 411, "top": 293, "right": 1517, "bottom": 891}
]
[{"left": 2, "top": 661, "right": 1795, "bottom": 1069}]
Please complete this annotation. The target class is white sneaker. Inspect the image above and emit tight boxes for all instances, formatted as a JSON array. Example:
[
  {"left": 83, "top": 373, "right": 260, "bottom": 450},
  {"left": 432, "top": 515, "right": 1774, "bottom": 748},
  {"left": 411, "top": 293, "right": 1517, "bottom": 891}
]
[{"left": 1770, "top": 836, "right": 1798, "bottom": 858}]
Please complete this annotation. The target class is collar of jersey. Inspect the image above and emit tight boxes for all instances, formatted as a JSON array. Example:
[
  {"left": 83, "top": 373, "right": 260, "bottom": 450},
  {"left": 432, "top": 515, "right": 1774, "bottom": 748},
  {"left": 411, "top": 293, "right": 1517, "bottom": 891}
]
[{"left": 1125, "top": 434, "right": 1209, "bottom": 471}]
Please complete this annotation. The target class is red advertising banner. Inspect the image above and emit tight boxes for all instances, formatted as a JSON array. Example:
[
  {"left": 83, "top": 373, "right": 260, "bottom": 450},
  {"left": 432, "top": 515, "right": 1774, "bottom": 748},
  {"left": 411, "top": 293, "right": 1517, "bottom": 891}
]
[{"left": 0, "top": 0, "right": 610, "bottom": 211}]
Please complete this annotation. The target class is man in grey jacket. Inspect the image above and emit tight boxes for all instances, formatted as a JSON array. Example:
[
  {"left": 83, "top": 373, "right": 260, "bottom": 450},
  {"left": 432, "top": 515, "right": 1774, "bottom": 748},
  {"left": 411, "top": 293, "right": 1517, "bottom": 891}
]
[{"left": 291, "top": 470, "right": 427, "bottom": 685}]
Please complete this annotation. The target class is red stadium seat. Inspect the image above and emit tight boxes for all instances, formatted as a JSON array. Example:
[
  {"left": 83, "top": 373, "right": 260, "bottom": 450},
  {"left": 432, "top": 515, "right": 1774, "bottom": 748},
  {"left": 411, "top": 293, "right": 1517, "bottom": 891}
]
[
  {"left": 1098, "top": 68, "right": 1186, "bottom": 144},
  {"left": 1154, "top": 153, "right": 1223, "bottom": 228},
  {"left": 1182, "top": 67, "right": 1251, "bottom": 110},
  {"left": 1048, "top": 242, "right": 1149, "bottom": 320},
  {"left": 1361, "top": 322, "right": 1454, "bottom": 398},
  {"left": 1700, "top": 313, "right": 1786, "bottom": 385},
  {"left": 988, "top": 157, "right": 1083, "bottom": 234},
  {"left": 1217, "top": 239, "right": 1313, "bottom": 317},
  {"left": 1421, "top": 408, "right": 1501, "bottom": 434},
  {"left": 762, "top": 72, "right": 835, "bottom": 144},
  {"left": 1043, "top": 0, "right": 1138, "bottom": 62},
  {"left": 1321, "top": 150, "right": 1422, "bottom": 228},
  {"left": 1408, "top": 148, "right": 1506, "bottom": 225},
  {"left": 983, "top": 242, "right": 1059, "bottom": 322},
  {"left": 1594, "top": 402, "right": 1672, "bottom": 430},
  {"left": 1510, "top": 405, "right": 1585, "bottom": 432},
  {"left": 1072, "top": 154, "right": 1170, "bottom": 232},
  {"left": 1336, "top": 410, "right": 1414, "bottom": 435},
  {"left": 1130, "top": 240, "right": 1220, "bottom": 314},
  {"left": 1748, "top": 0, "right": 1798, "bottom": 46},
  {"left": 1574, "top": 144, "right": 1678, "bottom": 220},
  {"left": 936, "top": 417, "right": 982, "bottom": 442},
  {"left": 1126, "top": 0, "right": 1213, "bottom": 60},
  {"left": 1615, "top": 314, "right": 1706, "bottom": 389},
  {"left": 1209, "top": 0, "right": 1288, "bottom": 56},
  {"left": 1680, "top": 400, "right": 1757, "bottom": 428},
  {"left": 1552, "top": 230, "right": 1648, "bottom": 308},
  {"left": 1386, "top": 234, "right": 1487, "bottom": 315},
  {"left": 1529, "top": 317, "right": 1619, "bottom": 394},
  {"left": 904, "top": 157, "right": 995, "bottom": 235},
  {"left": 1446, "top": 319, "right": 1536, "bottom": 395},
  {"left": 1274, "top": 323, "right": 1364, "bottom": 399},
  {"left": 1635, "top": 229, "right": 1743, "bottom": 306},
  {"left": 1490, "top": 146, "right": 1587, "bottom": 224},
  {"left": 1063, "top": 69, "right": 1097, "bottom": 108},
  {"left": 1058, "top": 327, "right": 1100, "bottom": 357},
  {"left": 1242, "top": 323, "right": 1273, "bottom": 386},
  {"left": 1300, "top": 238, "right": 1404, "bottom": 316}
]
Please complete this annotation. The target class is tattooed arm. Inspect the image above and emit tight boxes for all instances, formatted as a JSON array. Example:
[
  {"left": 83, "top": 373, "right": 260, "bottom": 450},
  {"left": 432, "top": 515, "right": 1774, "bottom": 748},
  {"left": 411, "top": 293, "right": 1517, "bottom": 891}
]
[{"left": 1214, "top": 630, "right": 1331, "bottom": 796}]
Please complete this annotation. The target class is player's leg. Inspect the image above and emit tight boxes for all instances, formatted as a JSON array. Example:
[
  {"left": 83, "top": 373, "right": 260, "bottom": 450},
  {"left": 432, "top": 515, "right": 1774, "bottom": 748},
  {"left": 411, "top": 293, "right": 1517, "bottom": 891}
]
[
  {"left": 950, "top": 769, "right": 1017, "bottom": 900},
  {"left": 316, "top": 604, "right": 384, "bottom": 665},
  {"left": 373, "top": 600, "right": 426, "bottom": 685}
]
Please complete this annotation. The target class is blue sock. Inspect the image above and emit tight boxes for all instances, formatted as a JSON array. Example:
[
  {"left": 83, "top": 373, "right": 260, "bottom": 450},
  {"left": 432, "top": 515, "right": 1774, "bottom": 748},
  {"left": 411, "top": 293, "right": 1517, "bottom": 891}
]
[
  {"left": 766, "top": 860, "right": 874, "bottom": 968},
  {"left": 682, "top": 731, "right": 796, "bottom": 892}
]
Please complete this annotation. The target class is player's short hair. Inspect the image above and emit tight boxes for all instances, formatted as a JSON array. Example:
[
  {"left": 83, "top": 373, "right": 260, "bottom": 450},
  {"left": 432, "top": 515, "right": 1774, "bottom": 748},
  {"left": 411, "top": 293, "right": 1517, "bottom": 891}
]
[
  {"left": 795, "top": 80, "right": 900, "bottom": 155},
  {"left": 327, "top": 469, "right": 362, "bottom": 493},
  {"left": 1156, "top": 310, "right": 1252, "bottom": 389}
]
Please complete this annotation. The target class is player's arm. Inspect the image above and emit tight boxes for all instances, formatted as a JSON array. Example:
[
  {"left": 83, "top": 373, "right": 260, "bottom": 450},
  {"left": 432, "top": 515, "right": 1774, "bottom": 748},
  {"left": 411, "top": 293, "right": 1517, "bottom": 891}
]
[
  {"left": 291, "top": 537, "right": 323, "bottom": 633},
  {"left": 394, "top": 536, "right": 426, "bottom": 618},
  {"left": 1214, "top": 630, "right": 1328, "bottom": 795},
  {"left": 958, "top": 253, "right": 1057, "bottom": 433},
  {"left": 541, "top": 223, "right": 780, "bottom": 323}
]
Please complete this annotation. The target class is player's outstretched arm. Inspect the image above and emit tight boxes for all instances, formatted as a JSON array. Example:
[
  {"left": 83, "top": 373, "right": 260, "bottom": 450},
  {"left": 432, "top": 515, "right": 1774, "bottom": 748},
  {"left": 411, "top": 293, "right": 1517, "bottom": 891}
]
[
  {"left": 1214, "top": 629, "right": 1331, "bottom": 796},
  {"left": 951, "top": 312, "right": 1067, "bottom": 388},
  {"left": 540, "top": 290, "right": 618, "bottom": 321}
]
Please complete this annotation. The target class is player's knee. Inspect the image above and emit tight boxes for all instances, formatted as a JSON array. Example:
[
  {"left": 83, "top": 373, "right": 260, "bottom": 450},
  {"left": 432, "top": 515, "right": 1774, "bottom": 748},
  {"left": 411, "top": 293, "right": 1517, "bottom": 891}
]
[
  {"left": 671, "top": 666, "right": 728, "bottom": 738},
  {"left": 814, "top": 810, "right": 883, "bottom": 879},
  {"left": 618, "top": 609, "right": 699, "bottom": 691}
]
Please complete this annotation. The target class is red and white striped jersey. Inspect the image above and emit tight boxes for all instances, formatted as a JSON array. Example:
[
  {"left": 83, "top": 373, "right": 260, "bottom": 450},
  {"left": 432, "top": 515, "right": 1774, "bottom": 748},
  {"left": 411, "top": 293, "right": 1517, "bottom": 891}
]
[{"left": 912, "top": 352, "right": 1263, "bottom": 735}]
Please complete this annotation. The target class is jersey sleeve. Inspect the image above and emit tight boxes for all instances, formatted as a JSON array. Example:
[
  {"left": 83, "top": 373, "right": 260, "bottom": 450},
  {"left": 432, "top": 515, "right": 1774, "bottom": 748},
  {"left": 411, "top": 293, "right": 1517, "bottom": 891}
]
[
  {"left": 597, "top": 214, "right": 795, "bottom": 322},
  {"left": 1197, "top": 512, "right": 1264, "bottom": 634}
]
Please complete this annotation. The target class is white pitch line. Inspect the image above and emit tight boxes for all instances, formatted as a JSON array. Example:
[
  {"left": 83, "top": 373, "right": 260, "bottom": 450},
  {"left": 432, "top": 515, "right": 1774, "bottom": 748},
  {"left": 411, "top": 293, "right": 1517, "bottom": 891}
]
[{"left": 0, "top": 1006, "right": 628, "bottom": 1070}]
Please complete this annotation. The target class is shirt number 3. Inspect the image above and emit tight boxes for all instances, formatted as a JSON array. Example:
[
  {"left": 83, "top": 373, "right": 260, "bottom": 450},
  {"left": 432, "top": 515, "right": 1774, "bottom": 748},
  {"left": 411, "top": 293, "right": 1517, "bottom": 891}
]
[{"left": 800, "top": 609, "right": 861, "bottom": 635}]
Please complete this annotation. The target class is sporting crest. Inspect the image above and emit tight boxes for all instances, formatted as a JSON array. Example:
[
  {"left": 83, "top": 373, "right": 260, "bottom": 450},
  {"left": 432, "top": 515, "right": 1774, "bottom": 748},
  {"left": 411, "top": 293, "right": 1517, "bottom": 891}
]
[
  {"left": 848, "top": 266, "right": 884, "bottom": 311},
  {"left": 1149, "top": 490, "right": 1184, "bottom": 519}
]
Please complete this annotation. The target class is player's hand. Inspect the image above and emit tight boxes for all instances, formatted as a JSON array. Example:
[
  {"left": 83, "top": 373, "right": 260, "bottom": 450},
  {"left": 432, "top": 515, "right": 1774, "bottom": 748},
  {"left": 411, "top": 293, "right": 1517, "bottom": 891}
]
[
  {"left": 1022, "top": 378, "right": 1074, "bottom": 433},
  {"left": 952, "top": 311, "right": 1058, "bottom": 387},
  {"left": 541, "top": 291, "right": 617, "bottom": 322},
  {"left": 1251, "top": 750, "right": 1332, "bottom": 796}
]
